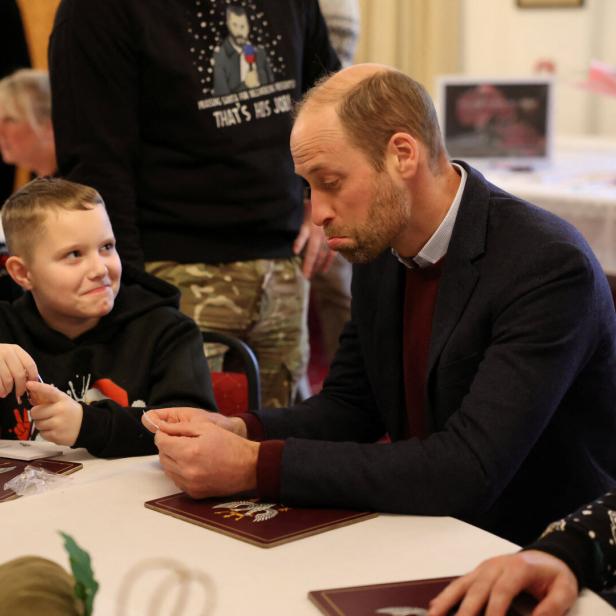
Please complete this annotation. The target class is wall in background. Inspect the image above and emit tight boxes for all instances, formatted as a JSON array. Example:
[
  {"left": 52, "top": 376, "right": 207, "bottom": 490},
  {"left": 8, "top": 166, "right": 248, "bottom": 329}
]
[{"left": 461, "top": 0, "right": 616, "bottom": 136}]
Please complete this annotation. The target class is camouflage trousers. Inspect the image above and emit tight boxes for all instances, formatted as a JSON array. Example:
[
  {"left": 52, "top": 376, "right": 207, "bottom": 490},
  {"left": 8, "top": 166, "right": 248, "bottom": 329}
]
[{"left": 145, "top": 258, "right": 309, "bottom": 408}]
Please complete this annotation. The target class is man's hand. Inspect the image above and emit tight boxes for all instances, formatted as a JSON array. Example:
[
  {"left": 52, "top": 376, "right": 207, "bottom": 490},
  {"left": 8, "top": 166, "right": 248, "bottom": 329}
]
[
  {"left": 0, "top": 344, "right": 39, "bottom": 403},
  {"left": 428, "top": 551, "right": 579, "bottom": 616},
  {"left": 154, "top": 420, "right": 259, "bottom": 498},
  {"left": 142, "top": 407, "right": 247, "bottom": 438},
  {"left": 294, "top": 200, "right": 335, "bottom": 278},
  {"left": 26, "top": 381, "right": 83, "bottom": 446}
]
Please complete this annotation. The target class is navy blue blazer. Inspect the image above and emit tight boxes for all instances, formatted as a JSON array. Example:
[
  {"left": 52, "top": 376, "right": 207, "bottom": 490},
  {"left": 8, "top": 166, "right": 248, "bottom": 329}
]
[{"left": 255, "top": 162, "right": 616, "bottom": 544}]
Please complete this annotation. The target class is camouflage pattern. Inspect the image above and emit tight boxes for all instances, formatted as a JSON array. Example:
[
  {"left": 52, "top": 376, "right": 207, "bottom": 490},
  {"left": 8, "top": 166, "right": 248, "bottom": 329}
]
[
  {"left": 0, "top": 556, "right": 82, "bottom": 616},
  {"left": 146, "top": 258, "right": 309, "bottom": 408},
  {"left": 310, "top": 252, "right": 352, "bottom": 364}
]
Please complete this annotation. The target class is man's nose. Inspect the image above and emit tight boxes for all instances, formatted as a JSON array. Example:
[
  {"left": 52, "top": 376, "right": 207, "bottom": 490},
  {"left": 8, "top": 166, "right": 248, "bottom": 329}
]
[{"left": 310, "top": 191, "right": 335, "bottom": 228}]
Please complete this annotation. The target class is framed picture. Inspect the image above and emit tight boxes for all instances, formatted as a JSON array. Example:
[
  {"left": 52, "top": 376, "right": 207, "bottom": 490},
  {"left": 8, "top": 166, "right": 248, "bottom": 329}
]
[
  {"left": 517, "top": 0, "right": 584, "bottom": 7},
  {"left": 437, "top": 75, "right": 554, "bottom": 169}
]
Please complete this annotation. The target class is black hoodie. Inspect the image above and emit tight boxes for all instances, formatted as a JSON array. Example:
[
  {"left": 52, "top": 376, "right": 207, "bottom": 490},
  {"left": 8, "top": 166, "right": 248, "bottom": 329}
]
[{"left": 0, "top": 266, "right": 215, "bottom": 457}]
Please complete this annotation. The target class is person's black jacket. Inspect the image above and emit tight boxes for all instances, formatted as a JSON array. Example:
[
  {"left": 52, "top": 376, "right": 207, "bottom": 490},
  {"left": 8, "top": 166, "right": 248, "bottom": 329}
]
[{"left": 254, "top": 163, "right": 616, "bottom": 544}]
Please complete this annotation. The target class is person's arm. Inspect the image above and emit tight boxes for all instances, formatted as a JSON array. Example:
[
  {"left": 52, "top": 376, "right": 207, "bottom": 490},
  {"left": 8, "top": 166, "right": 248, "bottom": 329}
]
[
  {"left": 49, "top": 0, "right": 143, "bottom": 267},
  {"left": 525, "top": 490, "right": 616, "bottom": 593},
  {"left": 428, "top": 491, "right": 616, "bottom": 616},
  {"left": 75, "top": 313, "right": 217, "bottom": 458},
  {"left": 259, "top": 241, "right": 610, "bottom": 514},
  {"left": 427, "top": 550, "right": 579, "bottom": 616}
]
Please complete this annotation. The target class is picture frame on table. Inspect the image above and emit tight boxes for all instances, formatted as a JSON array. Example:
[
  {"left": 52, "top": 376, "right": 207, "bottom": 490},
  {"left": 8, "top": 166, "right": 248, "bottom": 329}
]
[{"left": 517, "top": 0, "right": 584, "bottom": 7}]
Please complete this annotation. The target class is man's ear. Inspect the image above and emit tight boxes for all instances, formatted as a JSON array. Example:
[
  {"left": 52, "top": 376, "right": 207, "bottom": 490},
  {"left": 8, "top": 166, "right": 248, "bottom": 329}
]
[
  {"left": 387, "top": 132, "right": 419, "bottom": 179},
  {"left": 5, "top": 256, "right": 33, "bottom": 290}
]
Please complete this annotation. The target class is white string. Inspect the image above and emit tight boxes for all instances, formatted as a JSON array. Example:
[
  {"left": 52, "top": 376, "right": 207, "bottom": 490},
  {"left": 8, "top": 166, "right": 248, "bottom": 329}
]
[{"left": 115, "top": 558, "right": 216, "bottom": 616}]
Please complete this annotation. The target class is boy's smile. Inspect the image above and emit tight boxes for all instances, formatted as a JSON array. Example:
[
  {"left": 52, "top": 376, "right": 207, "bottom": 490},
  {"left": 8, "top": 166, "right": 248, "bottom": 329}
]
[{"left": 22, "top": 204, "right": 121, "bottom": 339}]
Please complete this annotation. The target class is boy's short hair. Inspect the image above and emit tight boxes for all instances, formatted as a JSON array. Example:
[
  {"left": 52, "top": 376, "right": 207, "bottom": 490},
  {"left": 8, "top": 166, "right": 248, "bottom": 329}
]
[{"left": 2, "top": 177, "right": 105, "bottom": 260}]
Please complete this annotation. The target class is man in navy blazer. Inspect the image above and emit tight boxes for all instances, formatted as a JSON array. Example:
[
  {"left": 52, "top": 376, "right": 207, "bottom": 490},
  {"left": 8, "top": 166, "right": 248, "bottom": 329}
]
[{"left": 145, "top": 64, "right": 616, "bottom": 544}]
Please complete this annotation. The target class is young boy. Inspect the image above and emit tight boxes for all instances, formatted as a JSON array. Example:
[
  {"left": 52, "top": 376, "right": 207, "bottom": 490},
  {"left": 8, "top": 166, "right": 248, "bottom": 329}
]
[{"left": 0, "top": 177, "right": 216, "bottom": 457}]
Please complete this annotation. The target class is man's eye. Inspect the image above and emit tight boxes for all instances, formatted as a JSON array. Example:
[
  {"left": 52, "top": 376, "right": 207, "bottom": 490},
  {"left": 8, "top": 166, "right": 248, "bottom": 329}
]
[{"left": 322, "top": 179, "right": 339, "bottom": 189}]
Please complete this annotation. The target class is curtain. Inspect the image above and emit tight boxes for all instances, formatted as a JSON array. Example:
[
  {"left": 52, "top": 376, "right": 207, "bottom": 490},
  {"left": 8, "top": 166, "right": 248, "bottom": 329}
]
[
  {"left": 354, "top": 0, "right": 461, "bottom": 95},
  {"left": 15, "top": 0, "right": 60, "bottom": 70}
]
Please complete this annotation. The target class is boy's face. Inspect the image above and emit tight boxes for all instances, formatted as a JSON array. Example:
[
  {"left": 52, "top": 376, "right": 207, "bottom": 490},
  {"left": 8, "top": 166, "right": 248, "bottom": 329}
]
[{"left": 23, "top": 204, "right": 121, "bottom": 338}]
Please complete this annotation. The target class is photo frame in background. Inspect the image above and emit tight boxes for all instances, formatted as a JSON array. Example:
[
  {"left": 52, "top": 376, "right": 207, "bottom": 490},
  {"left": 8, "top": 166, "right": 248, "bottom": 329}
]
[
  {"left": 437, "top": 75, "right": 554, "bottom": 170},
  {"left": 517, "top": 0, "right": 584, "bottom": 8}
]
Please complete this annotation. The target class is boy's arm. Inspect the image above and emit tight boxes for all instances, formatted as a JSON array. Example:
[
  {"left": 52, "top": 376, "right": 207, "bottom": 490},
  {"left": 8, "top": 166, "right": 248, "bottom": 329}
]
[{"left": 75, "top": 313, "right": 216, "bottom": 458}]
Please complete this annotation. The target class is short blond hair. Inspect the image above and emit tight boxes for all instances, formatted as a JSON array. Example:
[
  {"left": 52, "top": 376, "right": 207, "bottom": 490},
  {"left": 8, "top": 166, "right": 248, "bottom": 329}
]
[
  {"left": 2, "top": 177, "right": 105, "bottom": 260},
  {"left": 298, "top": 69, "right": 445, "bottom": 171},
  {"left": 0, "top": 69, "right": 51, "bottom": 133}
]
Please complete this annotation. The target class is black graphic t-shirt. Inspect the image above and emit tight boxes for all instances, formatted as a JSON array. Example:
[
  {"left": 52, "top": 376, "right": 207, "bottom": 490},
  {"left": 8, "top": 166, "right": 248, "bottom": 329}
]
[{"left": 50, "top": 0, "right": 340, "bottom": 267}]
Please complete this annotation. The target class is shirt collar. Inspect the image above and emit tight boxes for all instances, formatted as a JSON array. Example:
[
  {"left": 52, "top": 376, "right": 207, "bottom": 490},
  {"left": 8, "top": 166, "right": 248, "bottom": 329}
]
[{"left": 393, "top": 163, "right": 467, "bottom": 269}]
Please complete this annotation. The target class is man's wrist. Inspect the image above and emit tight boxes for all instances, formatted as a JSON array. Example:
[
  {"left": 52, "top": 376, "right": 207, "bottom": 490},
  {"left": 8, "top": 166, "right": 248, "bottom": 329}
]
[
  {"left": 229, "top": 416, "right": 248, "bottom": 438},
  {"left": 240, "top": 440, "right": 260, "bottom": 493}
]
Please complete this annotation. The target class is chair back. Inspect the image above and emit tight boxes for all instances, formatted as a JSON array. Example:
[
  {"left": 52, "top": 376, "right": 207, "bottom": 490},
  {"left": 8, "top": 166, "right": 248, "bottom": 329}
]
[{"left": 202, "top": 331, "right": 261, "bottom": 415}]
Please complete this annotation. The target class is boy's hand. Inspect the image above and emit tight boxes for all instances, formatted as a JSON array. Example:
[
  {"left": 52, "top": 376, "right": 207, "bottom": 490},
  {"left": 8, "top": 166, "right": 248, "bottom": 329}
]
[
  {"left": 26, "top": 381, "right": 83, "bottom": 446},
  {"left": 0, "top": 344, "right": 39, "bottom": 403},
  {"left": 143, "top": 407, "right": 247, "bottom": 438}
]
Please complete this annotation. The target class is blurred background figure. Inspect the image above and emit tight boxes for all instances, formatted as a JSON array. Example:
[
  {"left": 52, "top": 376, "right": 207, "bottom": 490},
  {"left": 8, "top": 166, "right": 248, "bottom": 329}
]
[
  {"left": 319, "top": 0, "right": 360, "bottom": 67},
  {"left": 0, "top": 69, "right": 56, "bottom": 178},
  {"left": 0, "top": 0, "right": 31, "bottom": 203},
  {"left": 305, "top": 0, "right": 360, "bottom": 395}
]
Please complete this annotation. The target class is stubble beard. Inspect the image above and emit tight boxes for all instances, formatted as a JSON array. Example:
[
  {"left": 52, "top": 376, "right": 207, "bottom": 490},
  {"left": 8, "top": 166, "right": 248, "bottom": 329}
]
[{"left": 333, "top": 173, "right": 411, "bottom": 264}]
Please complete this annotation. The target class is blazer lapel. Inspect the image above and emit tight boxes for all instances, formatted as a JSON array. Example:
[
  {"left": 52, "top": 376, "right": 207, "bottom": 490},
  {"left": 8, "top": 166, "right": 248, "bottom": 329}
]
[{"left": 427, "top": 164, "right": 490, "bottom": 379}]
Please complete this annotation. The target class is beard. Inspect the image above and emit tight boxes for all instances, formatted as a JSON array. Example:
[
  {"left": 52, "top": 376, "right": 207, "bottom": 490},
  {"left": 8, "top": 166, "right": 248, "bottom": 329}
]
[
  {"left": 327, "top": 172, "right": 411, "bottom": 264},
  {"left": 231, "top": 34, "right": 248, "bottom": 46}
]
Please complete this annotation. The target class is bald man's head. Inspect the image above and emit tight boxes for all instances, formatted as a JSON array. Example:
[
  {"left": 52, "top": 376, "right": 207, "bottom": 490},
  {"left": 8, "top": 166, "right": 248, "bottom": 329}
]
[{"left": 294, "top": 64, "right": 446, "bottom": 172}]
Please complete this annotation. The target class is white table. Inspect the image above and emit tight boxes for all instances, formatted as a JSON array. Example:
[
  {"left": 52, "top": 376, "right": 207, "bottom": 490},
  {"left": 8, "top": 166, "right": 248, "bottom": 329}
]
[
  {"left": 1, "top": 451, "right": 613, "bottom": 615},
  {"left": 475, "top": 136, "right": 616, "bottom": 275}
]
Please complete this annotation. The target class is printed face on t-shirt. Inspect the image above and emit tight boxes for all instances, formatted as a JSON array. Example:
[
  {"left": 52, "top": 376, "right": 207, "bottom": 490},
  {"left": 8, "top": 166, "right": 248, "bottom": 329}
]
[{"left": 227, "top": 11, "right": 250, "bottom": 46}]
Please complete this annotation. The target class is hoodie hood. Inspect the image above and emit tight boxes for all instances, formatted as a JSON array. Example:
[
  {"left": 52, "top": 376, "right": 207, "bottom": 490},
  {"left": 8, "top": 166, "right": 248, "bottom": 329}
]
[{"left": 10, "top": 265, "right": 181, "bottom": 352}]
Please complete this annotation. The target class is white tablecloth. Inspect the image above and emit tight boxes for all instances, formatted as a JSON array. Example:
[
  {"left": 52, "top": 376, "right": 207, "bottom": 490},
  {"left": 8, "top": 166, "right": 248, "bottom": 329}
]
[
  {"left": 475, "top": 136, "right": 616, "bottom": 274},
  {"left": 1, "top": 451, "right": 614, "bottom": 615}
]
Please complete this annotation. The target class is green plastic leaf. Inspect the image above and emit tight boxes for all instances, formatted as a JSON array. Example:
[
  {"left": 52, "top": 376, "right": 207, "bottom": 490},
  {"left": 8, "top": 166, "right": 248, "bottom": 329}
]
[{"left": 60, "top": 531, "right": 99, "bottom": 616}]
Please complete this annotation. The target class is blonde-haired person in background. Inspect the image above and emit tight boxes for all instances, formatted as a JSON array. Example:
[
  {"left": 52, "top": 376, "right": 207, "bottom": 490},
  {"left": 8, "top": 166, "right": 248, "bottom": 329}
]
[{"left": 0, "top": 69, "right": 56, "bottom": 178}]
